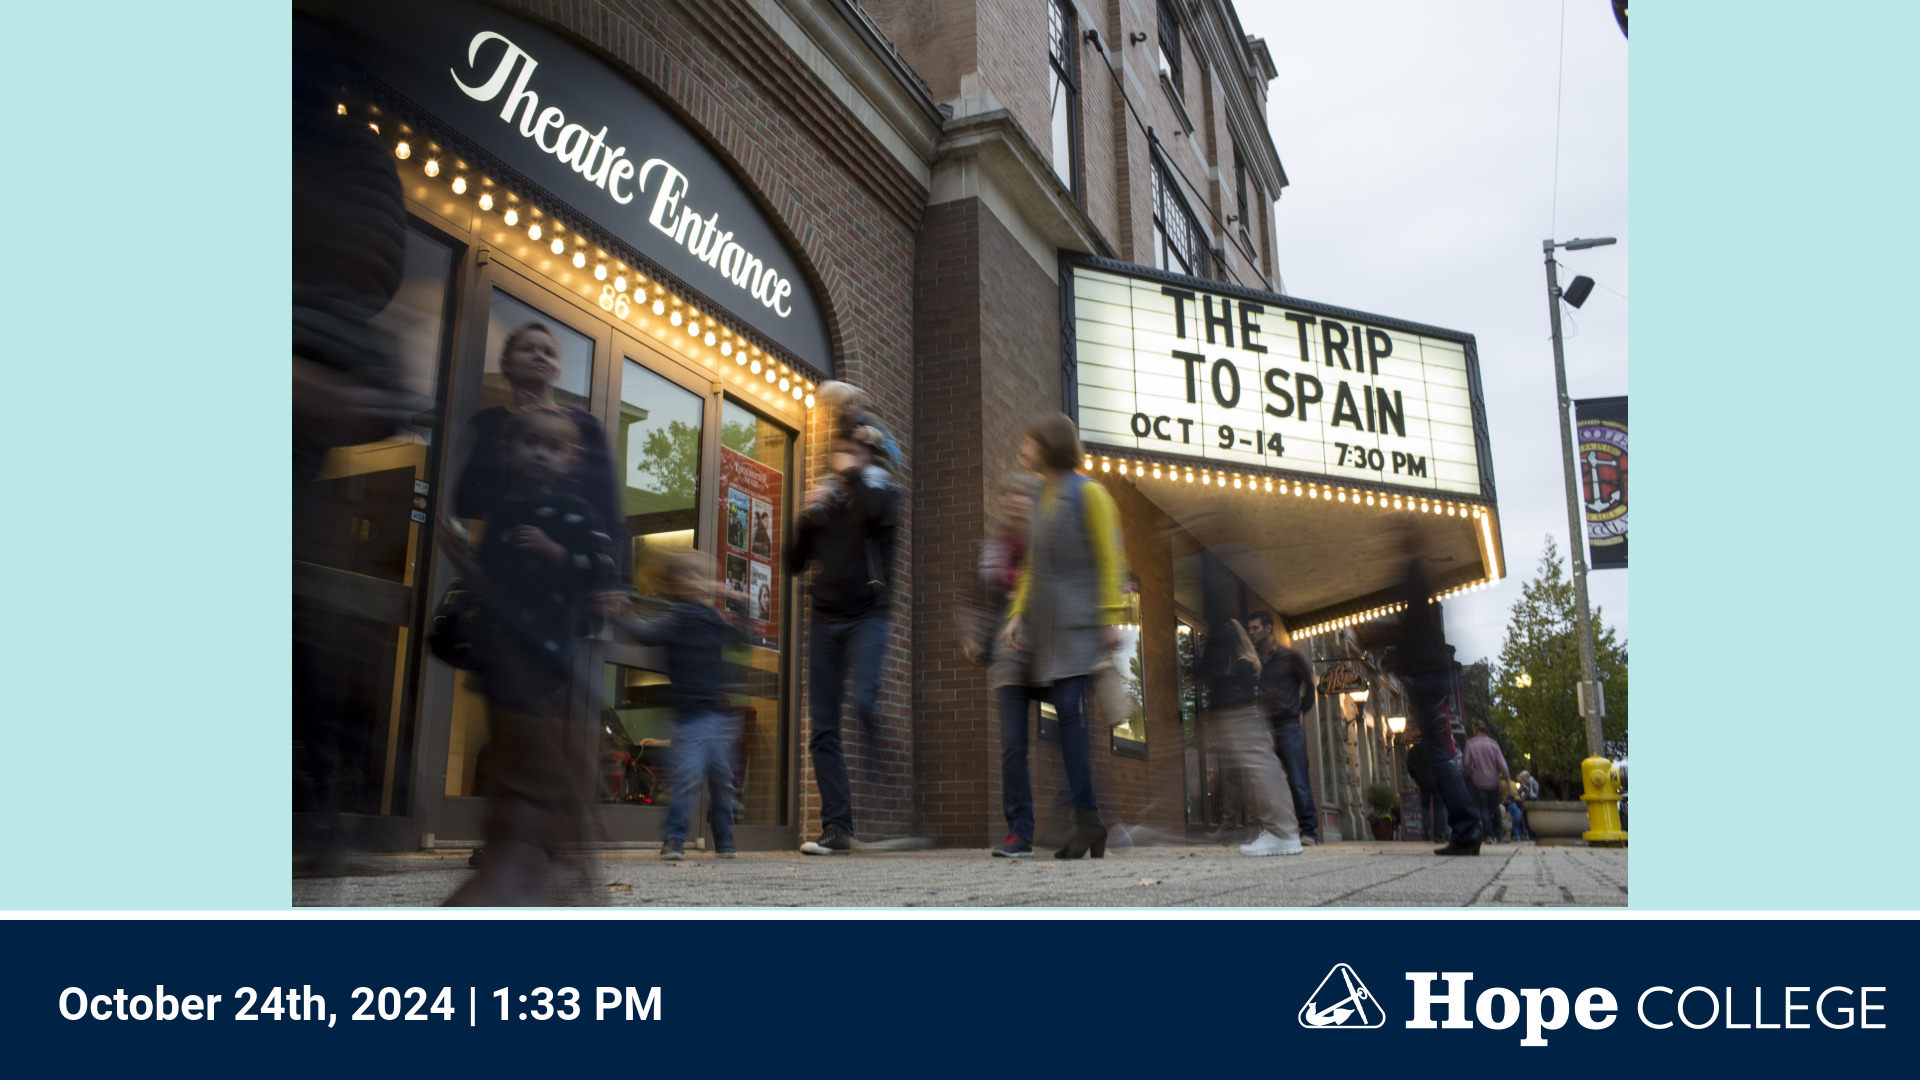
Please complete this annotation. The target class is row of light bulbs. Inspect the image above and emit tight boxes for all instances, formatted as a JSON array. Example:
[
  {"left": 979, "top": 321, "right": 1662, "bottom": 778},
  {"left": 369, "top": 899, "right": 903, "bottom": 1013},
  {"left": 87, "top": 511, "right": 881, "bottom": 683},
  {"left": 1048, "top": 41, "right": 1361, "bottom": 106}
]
[
  {"left": 1289, "top": 574, "right": 1498, "bottom": 641},
  {"left": 365, "top": 109, "right": 820, "bottom": 411},
  {"left": 1084, "top": 455, "right": 1487, "bottom": 519}
]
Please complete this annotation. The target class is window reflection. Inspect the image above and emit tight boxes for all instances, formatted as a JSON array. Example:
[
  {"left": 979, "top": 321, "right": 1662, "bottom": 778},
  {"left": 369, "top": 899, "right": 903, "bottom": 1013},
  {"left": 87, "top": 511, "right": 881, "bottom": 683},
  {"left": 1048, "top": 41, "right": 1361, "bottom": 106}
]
[{"left": 620, "top": 359, "right": 704, "bottom": 594}]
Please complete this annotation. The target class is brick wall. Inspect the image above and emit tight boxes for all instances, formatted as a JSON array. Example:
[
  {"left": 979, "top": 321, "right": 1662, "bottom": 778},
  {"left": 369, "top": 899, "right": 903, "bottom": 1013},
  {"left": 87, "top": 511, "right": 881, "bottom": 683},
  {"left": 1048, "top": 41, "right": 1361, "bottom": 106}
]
[{"left": 502, "top": 0, "right": 927, "bottom": 838}]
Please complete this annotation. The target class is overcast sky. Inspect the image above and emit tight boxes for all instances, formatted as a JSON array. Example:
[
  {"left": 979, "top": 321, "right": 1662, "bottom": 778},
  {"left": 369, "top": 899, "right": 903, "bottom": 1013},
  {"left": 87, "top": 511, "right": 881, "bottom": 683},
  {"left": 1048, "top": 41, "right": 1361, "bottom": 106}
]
[{"left": 1237, "top": 0, "right": 1628, "bottom": 665}]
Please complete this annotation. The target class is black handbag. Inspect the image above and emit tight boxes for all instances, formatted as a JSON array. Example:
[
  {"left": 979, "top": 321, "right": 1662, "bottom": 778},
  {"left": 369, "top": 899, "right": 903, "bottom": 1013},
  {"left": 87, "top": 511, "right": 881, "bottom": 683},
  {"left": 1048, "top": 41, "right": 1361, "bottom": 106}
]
[{"left": 427, "top": 578, "right": 485, "bottom": 670}]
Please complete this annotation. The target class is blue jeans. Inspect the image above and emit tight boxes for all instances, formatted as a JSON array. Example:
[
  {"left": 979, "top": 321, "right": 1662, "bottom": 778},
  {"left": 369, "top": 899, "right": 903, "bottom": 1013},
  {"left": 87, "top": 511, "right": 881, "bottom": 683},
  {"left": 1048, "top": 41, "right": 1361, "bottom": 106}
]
[
  {"left": 1406, "top": 670, "right": 1481, "bottom": 845},
  {"left": 1474, "top": 786, "right": 1503, "bottom": 840},
  {"left": 807, "top": 615, "right": 889, "bottom": 835},
  {"left": 1508, "top": 802, "right": 1531, "bottom": 840},
  {"left": 662, "top": 711, "right": 740, "bottom": 849},
  {"left": 1269, "top": 717, "right": 1319, "bottom": 839},
  {"left": 999, "top": 676, "right": 1097, "bottom": 841}
]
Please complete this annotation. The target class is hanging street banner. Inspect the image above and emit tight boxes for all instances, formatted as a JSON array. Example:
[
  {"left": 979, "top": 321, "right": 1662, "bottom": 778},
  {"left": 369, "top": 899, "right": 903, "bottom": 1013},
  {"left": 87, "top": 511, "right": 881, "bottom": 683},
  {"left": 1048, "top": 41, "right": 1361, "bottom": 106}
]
[
  {"left": 1066, "top": 258, "right": 1495, "bottom": 498},
  {"left": 1575, "top": 396, "right": 1627, "bottom": 570}
]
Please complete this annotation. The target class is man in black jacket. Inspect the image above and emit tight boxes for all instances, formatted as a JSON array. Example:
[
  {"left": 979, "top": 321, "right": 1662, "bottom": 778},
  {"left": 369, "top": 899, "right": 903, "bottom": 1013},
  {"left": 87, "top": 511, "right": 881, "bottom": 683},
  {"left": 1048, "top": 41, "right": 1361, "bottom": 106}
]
[
  {"left": 1393, "top": 524, "right": 1482, "bottom": 856},
  {"left": 788, "top": 421, "right": 900, "bottom": 855},
  {"left": 1248, "top": 611, "right": 1320, "bottom": 846}
]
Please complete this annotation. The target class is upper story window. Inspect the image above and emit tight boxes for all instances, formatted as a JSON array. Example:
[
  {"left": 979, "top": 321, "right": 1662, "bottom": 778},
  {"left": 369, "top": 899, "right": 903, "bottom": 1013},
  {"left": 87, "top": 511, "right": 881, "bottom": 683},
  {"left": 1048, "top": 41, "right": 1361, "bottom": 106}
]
[
  {"left": 1048, "top": 0, "right": 1080, "bottom": 201},
  {"left": 1151, "top": 154, "right": 1208, "bottom": 278},
  {"left": 1233, "top": 149, "right": 1249, "bottom": 237},
  {"left": 1157, "top": 0, "right": 1183, "bottom": 98}
]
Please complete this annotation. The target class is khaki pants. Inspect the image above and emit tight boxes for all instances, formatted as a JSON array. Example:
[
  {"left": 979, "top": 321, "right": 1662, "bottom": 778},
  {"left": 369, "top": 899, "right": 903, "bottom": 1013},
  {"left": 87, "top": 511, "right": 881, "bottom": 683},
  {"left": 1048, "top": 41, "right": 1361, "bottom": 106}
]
[{"left": 1206, "top": 702, "right": 1299, "bottom": 841}]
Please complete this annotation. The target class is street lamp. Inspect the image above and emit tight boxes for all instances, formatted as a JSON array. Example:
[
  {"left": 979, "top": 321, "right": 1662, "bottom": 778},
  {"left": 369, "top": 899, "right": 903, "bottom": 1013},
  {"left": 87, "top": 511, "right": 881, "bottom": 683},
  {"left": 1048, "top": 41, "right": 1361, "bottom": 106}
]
[{"left": 1543, "top": 236, "right": 1616, "bottom": 761}]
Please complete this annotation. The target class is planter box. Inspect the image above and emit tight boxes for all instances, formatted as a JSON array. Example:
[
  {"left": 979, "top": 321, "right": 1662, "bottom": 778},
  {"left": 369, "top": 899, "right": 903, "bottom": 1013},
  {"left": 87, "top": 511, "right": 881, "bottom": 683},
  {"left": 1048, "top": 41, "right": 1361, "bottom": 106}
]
[{"left": 1527, "top": 801, "right": 1590, "bottom": 846}]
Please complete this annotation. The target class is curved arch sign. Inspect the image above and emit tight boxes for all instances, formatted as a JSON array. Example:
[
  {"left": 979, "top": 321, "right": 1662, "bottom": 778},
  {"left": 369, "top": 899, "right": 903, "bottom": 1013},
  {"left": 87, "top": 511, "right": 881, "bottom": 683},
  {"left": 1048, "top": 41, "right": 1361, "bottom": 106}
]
[{"left": 306, "top": 0, "right": 835, "bottom": 375}]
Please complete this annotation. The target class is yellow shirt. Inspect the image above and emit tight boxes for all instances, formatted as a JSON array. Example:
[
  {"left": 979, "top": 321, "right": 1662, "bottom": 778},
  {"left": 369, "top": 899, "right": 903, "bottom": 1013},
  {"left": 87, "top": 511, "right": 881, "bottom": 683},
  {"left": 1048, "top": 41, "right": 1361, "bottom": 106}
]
[{"left": 1009, "top": 477, "right": 1127, "bottom": 625}]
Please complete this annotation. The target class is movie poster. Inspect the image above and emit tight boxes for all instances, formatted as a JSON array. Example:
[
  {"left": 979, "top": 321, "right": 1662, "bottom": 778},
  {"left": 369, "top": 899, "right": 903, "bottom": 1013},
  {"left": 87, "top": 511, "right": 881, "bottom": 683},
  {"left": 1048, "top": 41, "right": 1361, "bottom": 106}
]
[{"left": 718, "top": 446, "right": 783, "bottom": 648}]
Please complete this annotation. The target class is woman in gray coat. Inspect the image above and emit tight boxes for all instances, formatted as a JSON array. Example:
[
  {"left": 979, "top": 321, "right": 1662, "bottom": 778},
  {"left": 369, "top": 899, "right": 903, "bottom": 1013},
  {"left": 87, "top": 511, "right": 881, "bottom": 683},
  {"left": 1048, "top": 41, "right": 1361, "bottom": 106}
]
[{"left": 997, "top": 414, "right": 1127, "bottom": 859}]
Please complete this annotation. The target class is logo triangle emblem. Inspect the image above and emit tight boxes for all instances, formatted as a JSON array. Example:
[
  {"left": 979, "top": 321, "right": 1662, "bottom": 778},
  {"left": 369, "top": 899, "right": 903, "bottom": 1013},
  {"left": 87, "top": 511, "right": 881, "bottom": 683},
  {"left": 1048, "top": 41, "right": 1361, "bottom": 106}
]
[{"left": 1298, "top": 963, "right": 1386, "bottom": 1029}]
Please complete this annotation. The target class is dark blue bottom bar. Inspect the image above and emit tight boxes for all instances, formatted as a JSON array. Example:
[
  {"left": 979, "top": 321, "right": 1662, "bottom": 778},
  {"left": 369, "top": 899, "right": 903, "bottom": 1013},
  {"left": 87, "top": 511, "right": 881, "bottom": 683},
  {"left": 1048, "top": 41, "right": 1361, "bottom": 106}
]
[{"left": 4, "top": 920, "right": 1911, "bottom": 1071}]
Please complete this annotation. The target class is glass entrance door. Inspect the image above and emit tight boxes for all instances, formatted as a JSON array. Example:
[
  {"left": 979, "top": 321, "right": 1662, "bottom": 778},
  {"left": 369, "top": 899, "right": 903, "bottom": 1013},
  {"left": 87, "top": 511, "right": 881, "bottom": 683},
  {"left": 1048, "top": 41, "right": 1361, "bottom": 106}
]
[{"left": 294, "top": 222, "right": 456, "bottom": 830}]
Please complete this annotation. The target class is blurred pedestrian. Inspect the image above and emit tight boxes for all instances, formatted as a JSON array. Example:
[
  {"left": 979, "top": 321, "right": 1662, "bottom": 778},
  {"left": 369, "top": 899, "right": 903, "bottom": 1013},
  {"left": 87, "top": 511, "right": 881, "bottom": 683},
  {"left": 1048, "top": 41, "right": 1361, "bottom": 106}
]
[
  {"left": 293, "top": 23, "right": 417, "bottom": 867},
  {"left": 453, "top": 321, "right": 627, "bottom": 619},
  {"left": 789, "top": 414, "right": 902, "bottom": 855},
  {"left": 1462, "top": 722, "right": 1511, "bottom": 843},
  {"left": 1247, "top": 611, "right": 1319, "bottom": 846},
  {"left": 998, "top": 414, "right": 1125, "bottom": 859},
  {"left": 1389, "top": 521, "right": 1482, "bottom": 856},
  {"left": 1201, "top": 620, "right": 1303, "bottom": 857},
  {"left": 615, "top": 550, "right": 748, "bottom": 861},
  {"left": 440, "top": 407, "right": 620, "bottom": 904},
  {"left": 1502, "top": 776, "right": 1532, "bottom": 841},
  {"left": 966, "top": 473, "right": 1043, "bottom": 855}
]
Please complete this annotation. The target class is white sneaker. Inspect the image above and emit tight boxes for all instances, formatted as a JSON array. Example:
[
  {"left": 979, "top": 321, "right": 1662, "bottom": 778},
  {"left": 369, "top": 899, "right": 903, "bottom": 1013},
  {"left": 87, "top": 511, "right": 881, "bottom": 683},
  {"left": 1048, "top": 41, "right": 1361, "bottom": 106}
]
[{"left": 1238, "top": 830, "right": 1304, "bottom": 857}]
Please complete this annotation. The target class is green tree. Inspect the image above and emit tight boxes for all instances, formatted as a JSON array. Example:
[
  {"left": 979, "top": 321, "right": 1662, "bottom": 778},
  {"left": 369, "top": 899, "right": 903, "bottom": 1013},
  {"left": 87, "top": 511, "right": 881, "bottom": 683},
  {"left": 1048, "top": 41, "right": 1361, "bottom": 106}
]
[
  {"left": 635, "top": 419, "right": 701, "bottom": 502},
  {"left": 1491, "top": 535, "right": 1628, "bottom": 787}
]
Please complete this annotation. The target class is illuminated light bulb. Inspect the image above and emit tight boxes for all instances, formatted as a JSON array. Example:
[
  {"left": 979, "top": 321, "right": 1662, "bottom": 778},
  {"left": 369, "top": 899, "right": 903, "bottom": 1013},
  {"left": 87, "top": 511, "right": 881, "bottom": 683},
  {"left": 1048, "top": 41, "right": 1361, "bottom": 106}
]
[
  {"left": 478, "top": 192, "right": 494, "bottom": 211},
  {"left": 1366, "top": 494, "right": 1374, "bottom": 505},
  {"left": 1264, "top": 480, "right": 1273, "bottom": 492},
  {"left": 805, "top": 394, "right": 816, "bottom": 408},
  {"left": 634, "top": 289, "right": 646, "bottom": 304},
  {"left": 1201, "top": 473, "right": 1210, "bottom": 485},
  {"left": 572, "top": 251, "right": 586, "bottom": 268},
  {"left": 793, "top": 386, "right": 804, "bottom": 401},
  {"left": 451, "top": 176, "right": 467, "bottom": 195},
  {"left": 688, "top": 322, "right": 700, "bottom": 337},
  {"left": 368, "top": 122, "right": 379, "bottom": 133},
  {"left": 614, "top": 276, "right": 627, "bottom": 292},
  {"left": 528, "top": 223, "right": 541, "bottom": 240},
  {"left": 720, "top": 342, "right": 732, "bottom": 357},
  {"left": 779, "top": 376, "right": 791, "bottom": 391},
  {"left": 1338, "top": 491, "right": 1347, "bottom": 502},
  {"left": 653, "top": 300, "right": 665, "bottom": 316},
  {"left": 395, "top": 141, "right": 411, "bottom": 159},
  {"left": 503, "top": 208, "right": 518, "bottom": 226},
  {"left": 1233, "top": 477, "right": 1242, "bottom": 489},
  {"left": 750, "top": 360, "right": 762, "bottom": 374},
  {"left": 594, "top": 264, "right": 607, "bottom": 281},
  {"left": 670, "top": 311, "right": 683, "bottom": 326},
  {"left": 550, "top": 238, "right": 565, "bottom": 255},
  {"left": 1153, "top": 467, "right": 1162, "bottom": 479},
  {"left": 765, "top": 368, "right": 777, "bottom": 383},
  {"left": 336, "top": 103, "right": 346, "bottom": 115},
  {"left": 705, "top": 332, "right": 717, "bottom": 347},
  {"left": 1184, "top": 471, "right": 1194, "bottom": 483},
  {"left": 424, "top": 159, "right": 440, "bottom": 177},
  {"left": 1084, "top": 457, "right": 1093, "bottom": 470},
  {"left": 736, "top": 353, "right": 747, "bottom": 366}
]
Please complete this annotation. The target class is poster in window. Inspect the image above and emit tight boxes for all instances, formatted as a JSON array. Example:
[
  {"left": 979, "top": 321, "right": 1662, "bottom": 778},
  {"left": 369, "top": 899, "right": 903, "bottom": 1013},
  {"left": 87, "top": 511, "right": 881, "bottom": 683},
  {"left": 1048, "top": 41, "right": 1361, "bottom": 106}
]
[
  {"left": 724, "top": 554, "right": 749, "bottom": 618},
  {"left": 718, "top": 446, "right": 783, "bottom": 648},
  {"left": 750, "top": 561, "right": 773, "bottom": 623},
  {"left": 726, "top": 489, "right": 750, "bottom": 552},
  {"left": 750, "top": 497, "right": 773, "bottom": 560}
]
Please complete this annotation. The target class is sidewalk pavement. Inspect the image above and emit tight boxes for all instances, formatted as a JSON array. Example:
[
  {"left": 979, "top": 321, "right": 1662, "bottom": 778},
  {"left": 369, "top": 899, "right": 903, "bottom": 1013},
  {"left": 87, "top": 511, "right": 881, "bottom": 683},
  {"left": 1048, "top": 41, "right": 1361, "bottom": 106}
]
[{"left": 293, "top": 840, "right": 1627, "bottom": 908}]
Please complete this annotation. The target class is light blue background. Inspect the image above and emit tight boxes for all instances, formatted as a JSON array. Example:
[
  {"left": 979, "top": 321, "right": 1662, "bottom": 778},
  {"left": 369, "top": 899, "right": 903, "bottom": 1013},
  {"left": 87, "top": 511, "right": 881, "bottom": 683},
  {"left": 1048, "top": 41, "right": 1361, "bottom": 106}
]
[
  {"left": 2, "top": 3, "right": 1911, "bottom": 909},
  {"left": 0, "top": 2, "right": 287, "bottom": 908}
]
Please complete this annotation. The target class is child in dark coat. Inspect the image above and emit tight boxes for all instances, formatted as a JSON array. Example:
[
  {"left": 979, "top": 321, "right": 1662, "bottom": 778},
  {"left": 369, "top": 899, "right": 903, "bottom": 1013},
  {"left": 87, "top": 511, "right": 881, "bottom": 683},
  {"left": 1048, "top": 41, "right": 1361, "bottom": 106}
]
[{"left": 616, "top": 550, "right": 748, "bottom": 859}]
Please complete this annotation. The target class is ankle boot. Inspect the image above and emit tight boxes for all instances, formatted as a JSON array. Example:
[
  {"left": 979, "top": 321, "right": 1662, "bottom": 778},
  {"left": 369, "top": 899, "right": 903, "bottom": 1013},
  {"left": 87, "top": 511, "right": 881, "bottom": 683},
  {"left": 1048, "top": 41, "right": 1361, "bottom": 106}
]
[{"left": 1055, "top": 807, "right": 1107, "bottom": 860}]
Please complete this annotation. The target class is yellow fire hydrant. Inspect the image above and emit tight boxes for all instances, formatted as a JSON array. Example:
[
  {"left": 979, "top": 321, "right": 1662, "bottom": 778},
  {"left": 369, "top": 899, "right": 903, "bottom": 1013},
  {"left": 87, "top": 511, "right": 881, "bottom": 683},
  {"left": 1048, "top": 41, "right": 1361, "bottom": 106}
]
[{"left": 1580, "top": 755, "right": 1627, "bottom": 845}]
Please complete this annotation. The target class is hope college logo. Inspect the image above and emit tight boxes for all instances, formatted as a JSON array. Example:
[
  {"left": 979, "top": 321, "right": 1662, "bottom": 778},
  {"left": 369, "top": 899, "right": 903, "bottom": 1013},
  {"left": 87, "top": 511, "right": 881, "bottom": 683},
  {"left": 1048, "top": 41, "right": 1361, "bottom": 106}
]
[{"left": 1299, "top": 964, "right": 1386, "bottom": 1029}]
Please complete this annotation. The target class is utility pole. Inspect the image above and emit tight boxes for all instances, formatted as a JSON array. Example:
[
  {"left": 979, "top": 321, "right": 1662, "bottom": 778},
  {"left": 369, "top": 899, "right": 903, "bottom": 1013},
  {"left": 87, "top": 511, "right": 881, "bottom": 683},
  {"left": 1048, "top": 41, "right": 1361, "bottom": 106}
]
[{"left": 1542, "top": 238, "right": 1613, "bottom": 758}]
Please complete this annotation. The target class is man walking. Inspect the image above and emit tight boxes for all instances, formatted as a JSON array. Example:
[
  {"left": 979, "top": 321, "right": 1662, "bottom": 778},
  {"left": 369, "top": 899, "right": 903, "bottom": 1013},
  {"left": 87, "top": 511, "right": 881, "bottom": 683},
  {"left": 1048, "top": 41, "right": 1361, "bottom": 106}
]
[
  {"left": 788, "top": 418, "right": 900, "bottom": 855},
  {"left": 1247, "top": 611, "right": 1320, "bottom": 846},
  {"left": 1390, "top": 523, "right": 1482, "bottom": 856},
  {"left": 1462, "top": 723, "right": 1510, "bottom": 843}
]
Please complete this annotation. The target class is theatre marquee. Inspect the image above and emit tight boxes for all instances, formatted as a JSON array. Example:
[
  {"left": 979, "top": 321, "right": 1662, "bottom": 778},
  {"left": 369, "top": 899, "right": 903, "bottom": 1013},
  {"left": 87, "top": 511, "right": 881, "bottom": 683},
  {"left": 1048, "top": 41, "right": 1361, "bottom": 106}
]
[{"left": 1066, "top": 259, "right": 1494, "bottom": 498}]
